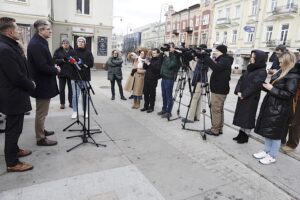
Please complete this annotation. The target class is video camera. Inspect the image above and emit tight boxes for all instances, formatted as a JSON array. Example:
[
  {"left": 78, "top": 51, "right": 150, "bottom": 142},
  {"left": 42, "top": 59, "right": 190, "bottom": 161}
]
[{"left": 160, "top": 43, "right": 170, "bottom": 52}]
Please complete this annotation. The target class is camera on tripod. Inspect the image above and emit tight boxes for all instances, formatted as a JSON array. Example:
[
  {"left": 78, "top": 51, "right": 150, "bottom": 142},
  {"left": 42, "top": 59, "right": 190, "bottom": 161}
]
[
  {"left": 194, "top": 46, "right": 212, "bottom": 59},
  {"left": 160, "top": 44, "right": 170, "bottom": 52}
]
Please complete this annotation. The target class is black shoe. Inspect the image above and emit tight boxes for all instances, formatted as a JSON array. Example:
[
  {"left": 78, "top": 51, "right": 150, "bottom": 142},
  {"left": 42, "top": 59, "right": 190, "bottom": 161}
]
[
  {"left": 181, "top": 118, "right": 194, "bottom": 123},
  {"left": 157, "top": 110, "right": 165, "bottom": 115},
  {"left": 140, "top": 107, "right": 148, "bottom": 112},
  {"left": 161, "top": 113, "right": 172, "bottom": 118},
  {"left": 44, "top": 130, "right": 54, "bottom": 136},
  {"left": 237, "top": 131, "right": 249, "bottom": 144},
  {"left": 111, "top": 95, "right": 115, "bottom": 100},
  {"left": 233, "top": 130, "right": 243, "bottom": 141},
  {"left": 147, "top": 108, "right": 154, "bottom": 113},
  {"left": 121, "top": 96, "right": 127, "bottom": 100},
  {"left": 204, "top": 129, "right": 219, "bottom": 136},
  {"left": 128, "top": 95, "right": 134, "bottom": 99}
]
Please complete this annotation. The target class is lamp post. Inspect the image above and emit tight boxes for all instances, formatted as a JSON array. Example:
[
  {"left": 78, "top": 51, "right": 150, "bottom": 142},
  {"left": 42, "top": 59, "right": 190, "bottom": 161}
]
[{"left": 157, "top": 3, "right": 169, "bottom": 48}]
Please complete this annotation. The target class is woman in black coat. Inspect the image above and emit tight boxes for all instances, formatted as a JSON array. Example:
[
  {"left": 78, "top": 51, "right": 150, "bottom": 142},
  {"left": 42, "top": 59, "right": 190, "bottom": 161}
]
[
  {"left": 253, "top": 51, "right": 299, "bottom": 165},
  {"left": 232, "top": 50, "right": 267, "bottom": 143},
  {"left": 106, "top": 50, "right": 126, "bottom": 100},
  {"left": 53, "top": 39, "right": 76, "bottom": 109}
]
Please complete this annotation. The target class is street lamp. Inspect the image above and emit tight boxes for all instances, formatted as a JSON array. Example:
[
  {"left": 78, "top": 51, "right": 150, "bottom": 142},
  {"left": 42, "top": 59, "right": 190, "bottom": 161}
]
[{"left": 157, "top": 3, "right": 169, "bottom": 48}]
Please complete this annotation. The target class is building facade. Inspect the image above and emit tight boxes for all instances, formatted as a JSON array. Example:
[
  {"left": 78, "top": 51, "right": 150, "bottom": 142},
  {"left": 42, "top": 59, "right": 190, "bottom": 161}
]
[
  {"left": 135, "top": 22, "right": 165, "bottom": 49},
  {"left": 0, "top": 0, "right": 113, "bottom": 68}
]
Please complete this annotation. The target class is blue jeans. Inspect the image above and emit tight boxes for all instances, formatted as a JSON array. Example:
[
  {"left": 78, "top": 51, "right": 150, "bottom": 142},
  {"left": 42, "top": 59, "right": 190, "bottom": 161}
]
[
  {"left": 161, "top": 79, "right": 174, "bottom": 113},
  {"left": 264, "top": 138, "right": 281, "bottom": 158},
  {"left": 71, "top": 80, "right": 88, "bottom": 113}
]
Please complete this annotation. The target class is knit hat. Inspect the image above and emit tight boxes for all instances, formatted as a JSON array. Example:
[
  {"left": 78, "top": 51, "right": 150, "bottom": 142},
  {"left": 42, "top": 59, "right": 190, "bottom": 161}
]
[
  {"left": 216, "top": 44, "right": 227, "bottom": 54},
  {"left": 77, "top": 37, "right": 86, "bottom": 44}
]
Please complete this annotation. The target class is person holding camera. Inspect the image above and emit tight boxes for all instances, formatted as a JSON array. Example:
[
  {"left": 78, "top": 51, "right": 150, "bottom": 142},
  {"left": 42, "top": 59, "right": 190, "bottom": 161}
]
[
  {"left": 106, "top": 50, "right": 127, "bottom": 101},
  {"left": 253, "top": 51, "right": 299, "bottom": 165},
  {"left": 157, "top": 43, "right": 181, "bottom": 118},
  {"left": 70, "top": 37, "right": 94, "bottom": 119},
  {"left": 0, "top": 17, "right": 36, "bottom": 172},
  {"left": 202, "top": 44, "right": 233, "bottom": 136},
  {"left": 141, "top": 48, "right": 162, "bottom": 113},
  {"left": 232, "top": 50, "right": 267, "bottom": 143},
  {"left": 53, "top": 39, "right": 75, "bottom": 109},
  {"left": 27, "top": 20, "right": 60, "bottom": 146},
  {"left": 268, "top": 44, "right": 287, "bottom": 75}
]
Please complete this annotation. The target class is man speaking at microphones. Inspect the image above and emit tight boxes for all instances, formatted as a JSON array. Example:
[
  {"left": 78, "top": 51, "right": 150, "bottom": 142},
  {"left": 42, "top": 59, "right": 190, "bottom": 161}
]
[
  {"left": 69, "top": 37, "right": 94, "bottom": 119},
  {"left": 27, "top": 20, "right": 60, "bottom": 146}
]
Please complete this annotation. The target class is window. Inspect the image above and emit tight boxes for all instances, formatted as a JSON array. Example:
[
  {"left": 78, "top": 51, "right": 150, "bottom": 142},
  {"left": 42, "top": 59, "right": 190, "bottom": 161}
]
[
  {"left": 251, "top": 0, "right": 257, "bottom": 15},
  {"left": 167, "top": 24, "right": 171, "bottom": 32},
  {"left": 182, "top": 21, "right": 186, "bottom": 29},
  {"left": 235, "top": 5, "right": 241, "bottom": 18},
  {"left": 287, "top": 0, "right": 294, "bottom": 9},
  {"left": 194, "top": 36, "right": 198, "bottom": 45},
  {"left": 223, "top": 31, "right": 227, "bottom": 44},
  {"left": 266, "top": 26, "right": 273, "bottom": 41},
  {"left": 226, "top": 8, "right": 230, "bottom": 18},
  {"left": 232, "top": 30, "right": 237, "bottom": 43},
  {"left": 216, "top": 32, "right": 219, "bottom": 42},
  {"left": 271, "top": 0, "right": 277, "bottom": 11},
  {"left": 247, "top": 32, "right": 254, "bottom": 42},
  {"left": 201, "top": 33, "right": 207, "bottom": 44},
  {"left": 189, "top": 19, "right": 193, "bottom": 27},
  {"left": 202, "top": 14, "right": 209, "bottom": 25},
  {"left": 218, "top": 10, "right": 223, "bottom": 19},
  {"left": 280, "top": 24, "right": 289, "bottom": 43},
  {"left": 195, "top": 16, "right": 200, "bottom": 27},
  {"left": 77, "top": 0, "right": 90, "bottom": 15}
]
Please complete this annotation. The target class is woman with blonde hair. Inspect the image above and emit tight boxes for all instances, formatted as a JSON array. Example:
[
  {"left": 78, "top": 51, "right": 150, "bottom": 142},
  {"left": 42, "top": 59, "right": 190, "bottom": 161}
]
[{"left": 253, "top": 51, "right": 300, "bottom": 165}]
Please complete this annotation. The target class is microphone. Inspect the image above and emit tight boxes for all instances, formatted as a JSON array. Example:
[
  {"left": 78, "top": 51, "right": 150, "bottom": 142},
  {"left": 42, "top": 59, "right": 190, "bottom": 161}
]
[
  {"left": 76, "top": 57, "right": 88, "bottom": 68},
  {"left": 68, "top": 56, "right": 81, "bottom": 71}
]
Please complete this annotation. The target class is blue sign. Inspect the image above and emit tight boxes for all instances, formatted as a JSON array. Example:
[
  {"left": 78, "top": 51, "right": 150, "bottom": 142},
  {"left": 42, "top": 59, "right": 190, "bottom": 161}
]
[{"left": 244, "top": 26, "right": 255, "bottom": 33}]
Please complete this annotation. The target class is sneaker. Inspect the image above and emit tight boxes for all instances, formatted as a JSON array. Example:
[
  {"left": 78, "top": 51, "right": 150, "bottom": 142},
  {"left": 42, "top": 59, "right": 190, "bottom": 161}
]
[
  {"left": 259, "top": 154, "right": 276, "bottom": 165},
  {"left": 157, "top": 110, "right": 165, "bottom": 115},
  {"left": 281, "top": 145, "right": 295, "bottom": 153},
  {"left": 253, "top": 151, "right": 267, "bottom": 159},
  {"left": 161, "top": 113, "right": 172, "bottom": 118},
  {"left": 71, "top": 112, "right": 77, "bottom": 119}
]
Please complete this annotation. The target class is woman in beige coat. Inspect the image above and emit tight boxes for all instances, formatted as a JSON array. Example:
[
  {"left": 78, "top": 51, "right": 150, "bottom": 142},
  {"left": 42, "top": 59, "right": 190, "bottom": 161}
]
[{"left": 124, "top": 49, "right": 147, "bottom": 108}]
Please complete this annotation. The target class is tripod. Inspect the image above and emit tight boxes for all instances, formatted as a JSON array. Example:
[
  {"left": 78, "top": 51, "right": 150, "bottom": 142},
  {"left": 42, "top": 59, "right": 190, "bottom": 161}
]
[
  {"left": 63, "top": 63, "right": 106, "bottom": 152},
  {"left": 181, "top": 59, "right": 211, "bottom": 140},
  {"left": 168, "top": 64, "right": 192, "bottom": 121}
]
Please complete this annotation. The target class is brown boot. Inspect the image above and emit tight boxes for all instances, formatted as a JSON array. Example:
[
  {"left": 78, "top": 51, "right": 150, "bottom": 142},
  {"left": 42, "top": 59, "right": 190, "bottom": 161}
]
[
  {"left": 7, "top": 162, "right": 33, "bottom": 172},
  {"left": 135, "top": 100, "right": 141, "bottom": 109},
  {"left": 131, "top": 100, "right": 137, "bottom": 109}
]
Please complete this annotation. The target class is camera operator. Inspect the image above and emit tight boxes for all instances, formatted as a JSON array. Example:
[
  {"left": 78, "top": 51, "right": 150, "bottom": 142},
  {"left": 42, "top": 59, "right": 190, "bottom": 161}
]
[
  {"left": 202, "top": 44, "right": 233, "bottom": 136},
  {"left": 53, "top": 39, "right": 75, "bottom": 109},
  {"left": 268, "top": 44, "right": 287, "bottom": 75},
  {"left": 70, "top": 37, "right": 94, "bottom": 119},
  {"left": 157, "top": 42, "right": 181, "bottom": 118},
  {"left": 182, "top": 44, "right": 208, "bottom": 123}
]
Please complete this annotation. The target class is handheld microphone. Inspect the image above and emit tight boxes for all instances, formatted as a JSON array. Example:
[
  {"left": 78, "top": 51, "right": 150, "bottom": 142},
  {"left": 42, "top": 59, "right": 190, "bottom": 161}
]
[
  {"left": 68, "top": 57, "right": 81, "bottom": 71},
  {"left": 76, "top": 57, "right": 88, "bottom": 68}
]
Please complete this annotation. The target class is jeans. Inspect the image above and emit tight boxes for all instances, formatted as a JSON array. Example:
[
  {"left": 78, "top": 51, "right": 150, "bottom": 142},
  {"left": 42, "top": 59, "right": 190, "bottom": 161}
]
[
  {"left": 71, "top": 80, "right": 88, "bottom": 113},
  {"left": 161, "top": 79, "right": 174, "bottom": 113},
  {"left": 264, "top": 138, "right": 281, "bottom": 158}
]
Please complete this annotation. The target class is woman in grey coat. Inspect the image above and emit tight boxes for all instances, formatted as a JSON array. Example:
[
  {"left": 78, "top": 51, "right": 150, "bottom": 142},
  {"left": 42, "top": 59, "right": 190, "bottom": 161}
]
[{"left": 106, "top": 50, "right": 127, "bottom": 100}]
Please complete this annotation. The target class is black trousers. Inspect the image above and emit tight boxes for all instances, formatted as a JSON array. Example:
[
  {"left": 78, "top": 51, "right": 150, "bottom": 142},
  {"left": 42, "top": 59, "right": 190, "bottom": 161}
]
[
  {"left": 143, "top": 79, "right": 158, "bottom": 109},
  {"left": 110, "top": 76, "right": 124, "bottom": 97},
  {"left": 5, "top": 114, "right": 24, "bottom": 167},
  {"left": 59, "top": 77, "right": 72, "bottom": 105}
]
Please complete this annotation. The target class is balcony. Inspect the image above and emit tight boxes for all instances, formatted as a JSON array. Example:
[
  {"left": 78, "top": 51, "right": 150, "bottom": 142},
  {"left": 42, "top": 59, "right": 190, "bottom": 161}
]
[
  {"left": 270, "top": 4, "right": 298, "bottom": 19},
  {"left": 266, "top": 39, "right": 291, "bottom": 47},
  {"left": 185, "top": 27, "right": 193, "bottom": 34},
  {"left": 216, "top": 17, "right": 231, "bottom": 28},
  {"left": 172, "top": 29, "right": 179, "bottom": 36}
]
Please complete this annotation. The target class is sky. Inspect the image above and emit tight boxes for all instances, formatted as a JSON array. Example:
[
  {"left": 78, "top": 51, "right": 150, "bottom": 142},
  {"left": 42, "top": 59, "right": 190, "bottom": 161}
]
[{"left": 113, "top": 0, "right": 200, "bottom": 35}]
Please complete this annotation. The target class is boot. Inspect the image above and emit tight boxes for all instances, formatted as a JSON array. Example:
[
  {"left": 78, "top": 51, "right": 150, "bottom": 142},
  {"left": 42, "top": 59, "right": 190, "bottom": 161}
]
[
  {"left": 233, "top": 130, "right": 243, "bottom": 141},
  {"left": 237, "top": 130, "right": 249, "bottom": 144},
  {"left": 135, "top": 100, "right": 141, "bottom": 109},
  {"left": 131, "top": 100, "right": 137, "bottom": 109}
]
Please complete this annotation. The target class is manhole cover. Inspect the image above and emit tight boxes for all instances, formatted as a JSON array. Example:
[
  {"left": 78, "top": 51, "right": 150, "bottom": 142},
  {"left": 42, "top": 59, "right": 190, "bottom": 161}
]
[{"left": 99, "top": 86, "right": 110, "bottom": 89}]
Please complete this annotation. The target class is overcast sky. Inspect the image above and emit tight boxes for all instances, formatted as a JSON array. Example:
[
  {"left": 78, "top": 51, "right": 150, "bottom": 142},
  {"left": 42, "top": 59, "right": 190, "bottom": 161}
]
[{"left": 113, "top": 0, "right": 200, "bottom": 35}]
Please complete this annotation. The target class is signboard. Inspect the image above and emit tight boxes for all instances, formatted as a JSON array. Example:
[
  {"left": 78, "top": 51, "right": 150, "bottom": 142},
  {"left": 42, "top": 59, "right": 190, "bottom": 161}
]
[
  {"left": 97, "top": 36, "right": 107, "bottom": 56},
  {"left": 243, "top": 26, "right": 255, "bottom": 33}
]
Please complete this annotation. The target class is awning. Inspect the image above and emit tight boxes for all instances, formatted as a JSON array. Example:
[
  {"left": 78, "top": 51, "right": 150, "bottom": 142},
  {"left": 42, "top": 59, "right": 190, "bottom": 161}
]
[{"left": 72, "top": 32, "right": 94, "bottom": 37}]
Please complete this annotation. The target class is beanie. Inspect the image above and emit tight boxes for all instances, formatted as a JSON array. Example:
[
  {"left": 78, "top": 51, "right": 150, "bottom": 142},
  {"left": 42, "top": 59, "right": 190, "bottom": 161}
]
[
  {"left": 77, "top": 36, "right": 86, "bottom": 44},
  {"left": 216, "top": 44, "right": 227, "bottom": 54}
]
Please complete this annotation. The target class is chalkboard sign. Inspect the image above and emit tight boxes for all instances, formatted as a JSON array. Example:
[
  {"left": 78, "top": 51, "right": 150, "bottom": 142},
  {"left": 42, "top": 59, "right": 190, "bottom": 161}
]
[{"left": 97, "top": 36, "right": 107, "bottom": 56}]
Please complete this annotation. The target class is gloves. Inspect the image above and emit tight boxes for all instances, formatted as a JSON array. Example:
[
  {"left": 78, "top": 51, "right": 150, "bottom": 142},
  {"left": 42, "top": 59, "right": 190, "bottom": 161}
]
[
  {"left": 131, "top": 68, "right": 137, "bottom": 76},
  {"left": 77, "top": 58, "right": 83, "bottom": 65}
]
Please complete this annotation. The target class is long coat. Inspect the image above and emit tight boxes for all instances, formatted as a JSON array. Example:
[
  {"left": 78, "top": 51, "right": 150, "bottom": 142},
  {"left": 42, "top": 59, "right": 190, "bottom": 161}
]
[
  {"left": 254, "top": 64, "right": 300, "bottom": 140},
  {"left": 106, "top": 56, "right": 123, "bottom": 80},
  {"left": 53, "top": 46, "right": 76, "bottom": 78},
  {"left": 69, "top": 48, "right": 94, "bottom": 81},
  {"left": 27, "top": 34, "right": 59, "bottom": 99},
  {"left": 124, "top": 59, "right": 145, "bottom": 96},
  {"left": 0, "top": 35, "right": 35, "bottom": 115},
  {"left": 233, "top": 50, "right": 267, "bottom": 129}
]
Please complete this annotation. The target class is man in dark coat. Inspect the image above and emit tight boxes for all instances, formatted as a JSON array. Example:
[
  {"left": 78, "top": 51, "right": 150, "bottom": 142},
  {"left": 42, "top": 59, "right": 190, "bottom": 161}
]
[
  {"left": 106, "top": 49, "right": 127, "bottom": 100},
  {"left": 27, "top": 19, "right": 60, "bottom": 146},
  {"left": 69, "top": 37, "right": 94, "bottom": 119},
  {"left": 141, "top": 48, "right": 162, "bottom": 113},
  {"left": 53, "top": 39, "right": 76, "bottom": 109},
  {"left": 0, "top": 17, "right": 35, "bottom": 172},
  {"left": 232, "top": 50, "right": 267, "bottom": 143},
  {"left": 202, "top": 44, "right": 233, "bottom": 136}
]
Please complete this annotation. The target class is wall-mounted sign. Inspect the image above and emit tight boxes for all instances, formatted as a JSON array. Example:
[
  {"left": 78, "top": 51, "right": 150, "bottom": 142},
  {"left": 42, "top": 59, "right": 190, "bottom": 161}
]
[
  {"left": 97, "top": 36, "right": 107, "bottom": 56},
  {"left": 244, "top": 26, "right": 255, "bottom": 33},
  {"left": 72, "top": 27, "right": 94, "bottom": 34}
]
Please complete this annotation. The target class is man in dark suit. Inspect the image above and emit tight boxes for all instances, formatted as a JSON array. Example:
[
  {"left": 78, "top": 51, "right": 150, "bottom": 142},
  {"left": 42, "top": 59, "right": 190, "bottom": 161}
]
[
  {"left": 0, "top": 17, "right": 35, "bottom": 172},
  {"left": 27, "top": 20, "right": 60, "bottom": 146}
]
